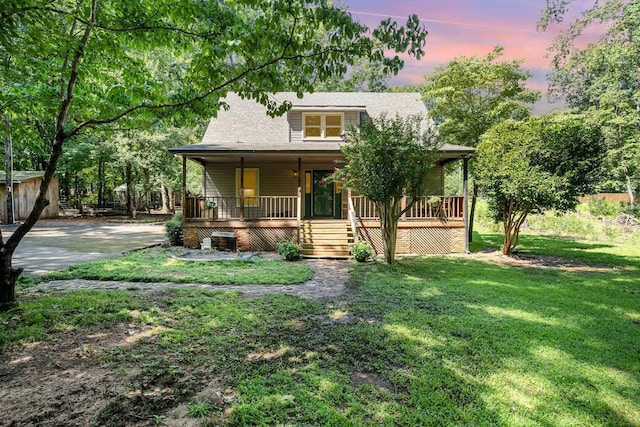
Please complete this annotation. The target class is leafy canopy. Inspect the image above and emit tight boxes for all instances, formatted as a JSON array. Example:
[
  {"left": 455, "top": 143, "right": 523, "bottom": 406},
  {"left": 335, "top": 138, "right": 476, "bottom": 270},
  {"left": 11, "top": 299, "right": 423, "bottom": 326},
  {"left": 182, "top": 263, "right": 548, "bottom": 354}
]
[
  {"left": 337, "top": 114, "right": 440, "bottom": 204},
  {"left": 477, "top": 113, "right": 605, "bottom": 254},
  {"left": 0, "top": 0, "right": 429, "bottom": 308},
  {"left": 421, "top": 46, "right": 539, "bottom": 147},
  {"left": 539, "top": 0, "right": 640, "bottom": 197},
  {"left": 336, "top": 114, "right": 440, "bottom": 263}
]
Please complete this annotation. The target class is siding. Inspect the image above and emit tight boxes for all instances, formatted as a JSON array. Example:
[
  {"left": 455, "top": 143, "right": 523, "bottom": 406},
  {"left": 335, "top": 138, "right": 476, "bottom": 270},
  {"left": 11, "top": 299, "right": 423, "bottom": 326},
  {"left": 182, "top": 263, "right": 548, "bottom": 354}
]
[
  {"left": 0, "top": 177, "right": 59, "bottom": 223},
  {"left": 204, "top": 161, "right": 443, "bottom": 199},
  {"left": 204, "top": 160, "right": 339, "bottom": 197},
  {"left": 425, "top": 165, "right": 444, "bottom": 195}
]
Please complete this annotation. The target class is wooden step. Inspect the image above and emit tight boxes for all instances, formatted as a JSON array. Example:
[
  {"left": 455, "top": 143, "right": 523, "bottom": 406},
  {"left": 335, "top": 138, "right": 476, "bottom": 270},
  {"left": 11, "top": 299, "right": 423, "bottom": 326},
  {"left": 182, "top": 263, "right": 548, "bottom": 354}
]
[
  {"left": 302, "top": 249, "right": 351, "bottom": 258},
  {"left": 300, "top": 220, "right": 353, "bottom": 259}
]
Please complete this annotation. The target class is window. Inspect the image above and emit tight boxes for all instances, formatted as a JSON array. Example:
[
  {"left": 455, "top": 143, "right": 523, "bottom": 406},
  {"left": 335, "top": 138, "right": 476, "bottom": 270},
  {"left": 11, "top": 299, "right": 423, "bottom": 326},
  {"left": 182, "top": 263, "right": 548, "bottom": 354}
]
[
  {"left": 303, "top": 113, "right": 344, "bottom": 139},
  {"left": 236, "top": 168, "right": 259, "bottom": 206}
]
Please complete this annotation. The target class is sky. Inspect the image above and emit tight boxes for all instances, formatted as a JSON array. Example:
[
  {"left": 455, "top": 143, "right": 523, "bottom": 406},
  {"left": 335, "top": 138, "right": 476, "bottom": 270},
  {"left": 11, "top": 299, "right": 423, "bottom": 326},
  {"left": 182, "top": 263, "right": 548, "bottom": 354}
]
[{"left": 341, "top": 0, "right": 597, "bottom": 113}]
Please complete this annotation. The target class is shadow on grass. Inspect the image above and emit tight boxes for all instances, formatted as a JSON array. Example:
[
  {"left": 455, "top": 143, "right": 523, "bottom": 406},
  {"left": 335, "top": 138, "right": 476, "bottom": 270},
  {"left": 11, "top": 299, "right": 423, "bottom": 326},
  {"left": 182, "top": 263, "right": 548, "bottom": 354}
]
[{"left": 3, "top": 252, "right": 638, "bottom": 426}]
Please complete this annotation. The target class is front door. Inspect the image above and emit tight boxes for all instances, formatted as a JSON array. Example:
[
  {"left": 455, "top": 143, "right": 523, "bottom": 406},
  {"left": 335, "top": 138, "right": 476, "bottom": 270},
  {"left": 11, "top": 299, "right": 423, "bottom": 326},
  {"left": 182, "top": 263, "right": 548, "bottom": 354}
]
[{"left": 312, "top": 170, "right": 334, "bottom": 217}]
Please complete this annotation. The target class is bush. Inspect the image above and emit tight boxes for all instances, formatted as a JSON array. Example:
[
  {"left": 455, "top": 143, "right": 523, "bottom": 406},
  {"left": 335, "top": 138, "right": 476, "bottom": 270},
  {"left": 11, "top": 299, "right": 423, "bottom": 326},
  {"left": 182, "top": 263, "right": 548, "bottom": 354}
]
[
  {"left": 350, "top": 241, "right": 373, "bottom": 262},
  {"left": 526, "top": 211, "right": 595, "bottom": 237},
  {"left": 165, "top": 212, "right": 183, "bottom": 246},
  {"left": 277, "top": 239, "right": 301, "bottom": 261},
  {"left": 587, "top": 197, "right": 620, "bottom": 218}
]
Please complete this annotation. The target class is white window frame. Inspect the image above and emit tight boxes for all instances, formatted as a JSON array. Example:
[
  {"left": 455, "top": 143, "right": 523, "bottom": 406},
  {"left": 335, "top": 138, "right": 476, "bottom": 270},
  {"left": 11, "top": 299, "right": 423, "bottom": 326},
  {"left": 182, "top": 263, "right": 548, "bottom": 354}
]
[
  {"left": 235, "top": 168, "right": 259, "bottom": 207},
  {"left": 302, "top": 112, "right": 345, "bottom": 140}
]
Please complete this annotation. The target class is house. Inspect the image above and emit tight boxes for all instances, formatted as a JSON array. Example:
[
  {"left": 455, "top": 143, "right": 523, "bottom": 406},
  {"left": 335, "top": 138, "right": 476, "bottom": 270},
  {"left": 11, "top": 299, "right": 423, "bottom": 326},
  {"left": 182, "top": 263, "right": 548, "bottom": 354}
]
[
  {"left": 169, "top": 92, "right": 473, "bottom": 257},
  {"left": 0, "top": 171, "right": 59, "bottom": 223}
]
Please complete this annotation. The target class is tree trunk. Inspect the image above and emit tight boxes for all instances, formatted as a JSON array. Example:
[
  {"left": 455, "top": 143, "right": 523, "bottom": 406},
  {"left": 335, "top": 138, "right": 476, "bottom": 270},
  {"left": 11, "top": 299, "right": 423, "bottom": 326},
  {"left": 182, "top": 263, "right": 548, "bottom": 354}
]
[
  {"left": 75, "top": 173, "right": 84, "bottom": 215},
  {"left": 468, "top": 183, "right": 478, "bottom": 242},
  {"left": 160, "top": 184, "right": 170, "bottom": 213},
  {"left": 378, "top": 200, "right": 399, "bottom": 264},
  {"left": 97, "top": 158, "right": 104, "bottom": 208},
  {"left": 0, "top": 250, "right": 22, "bottom": 310},
  {"left": 126, "top": 161, "right": 134, "bottom": 217},
  {"left": 625, "top": 171, "right": 635, "bottom": 210}
]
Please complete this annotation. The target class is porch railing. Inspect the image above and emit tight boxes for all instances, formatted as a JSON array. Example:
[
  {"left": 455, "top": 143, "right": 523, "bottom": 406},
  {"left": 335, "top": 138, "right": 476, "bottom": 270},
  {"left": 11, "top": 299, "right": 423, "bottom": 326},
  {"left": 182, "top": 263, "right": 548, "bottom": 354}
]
[
  {"left": 184, "top": 195, "right": 464, "bottom": 221},
  {"left": 351, "top": 195, "right": 464, "bottom": 220},
  {"left": 184, "top": 196, "right": 298, "bottom": 220}
]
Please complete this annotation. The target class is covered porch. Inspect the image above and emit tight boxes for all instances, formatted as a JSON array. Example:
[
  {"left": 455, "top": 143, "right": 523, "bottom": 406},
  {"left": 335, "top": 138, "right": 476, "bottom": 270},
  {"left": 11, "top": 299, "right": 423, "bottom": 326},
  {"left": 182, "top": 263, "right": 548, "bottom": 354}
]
[{"left": 175, "top": 149, "right": 472, "bottom": 255}]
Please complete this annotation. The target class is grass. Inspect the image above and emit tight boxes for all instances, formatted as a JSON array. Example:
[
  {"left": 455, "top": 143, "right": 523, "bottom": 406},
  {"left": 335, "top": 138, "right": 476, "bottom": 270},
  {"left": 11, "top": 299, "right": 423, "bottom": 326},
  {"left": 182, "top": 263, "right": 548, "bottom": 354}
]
[
  {"left": 42, "top": 247, "right": 314, "bottom": 285},
  {"left": 2, "top": 231, "right": 639, "bottom": 426},
  {"left": 473, "top": 226, "right": 640, "bottom": 270}
]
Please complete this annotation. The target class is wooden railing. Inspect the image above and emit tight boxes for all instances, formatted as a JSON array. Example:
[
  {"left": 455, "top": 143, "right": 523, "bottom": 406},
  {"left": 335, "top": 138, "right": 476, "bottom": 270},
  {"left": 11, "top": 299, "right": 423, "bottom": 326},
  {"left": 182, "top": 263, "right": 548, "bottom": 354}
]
[
  {"left": 347, "top": 190, "right": 359, "bottom": 243},
  {"left": 184, "top": 196, "right": 298, "bottom": 220},
  {"left": 350, "top": 196, "right": 464, "bottom": 220}
]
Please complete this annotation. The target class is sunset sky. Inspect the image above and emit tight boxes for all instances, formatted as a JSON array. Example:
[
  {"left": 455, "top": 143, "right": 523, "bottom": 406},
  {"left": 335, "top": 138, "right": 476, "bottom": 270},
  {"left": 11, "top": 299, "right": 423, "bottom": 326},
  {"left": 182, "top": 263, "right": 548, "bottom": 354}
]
[{"left": 342, "top": 0, "right": 598, "bottom": 112}]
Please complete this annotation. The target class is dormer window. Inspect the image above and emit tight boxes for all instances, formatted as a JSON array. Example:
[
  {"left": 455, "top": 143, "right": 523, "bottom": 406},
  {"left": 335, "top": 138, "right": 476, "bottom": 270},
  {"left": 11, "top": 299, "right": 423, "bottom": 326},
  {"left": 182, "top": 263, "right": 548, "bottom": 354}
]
[{"left": 303, "top": 113, "right": 344, "bottom": 139}]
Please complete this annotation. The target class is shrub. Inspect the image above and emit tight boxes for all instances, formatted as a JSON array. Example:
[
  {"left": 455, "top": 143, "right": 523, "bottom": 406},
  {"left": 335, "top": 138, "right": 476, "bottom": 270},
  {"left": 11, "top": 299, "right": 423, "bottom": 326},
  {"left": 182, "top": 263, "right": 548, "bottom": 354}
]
[
  {"left": 587, "top": 197, "right": 620, "bottom": 218},
  {"left": 277, "top": 239, "right": 301, "bottom": 261},
  {"left": 165, "top": 212, "right": 183, "bottom": 246},
  {"left": 350, "top": 241, "right": 373, "bottom": 262}
]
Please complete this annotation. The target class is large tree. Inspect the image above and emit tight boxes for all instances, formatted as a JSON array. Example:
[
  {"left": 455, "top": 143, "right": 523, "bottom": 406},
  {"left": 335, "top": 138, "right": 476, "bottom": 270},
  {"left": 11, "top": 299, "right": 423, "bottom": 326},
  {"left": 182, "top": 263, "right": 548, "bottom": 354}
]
[
  {"left": 0, "top": 0, "right": 428, "bottom": 309},
  {"left": 477, "top": 113, "right": 605, "bottom": 255},
  {"left": 336, "top": 114, "right": 440, "bottom": 264},
  {"left": 539, "top": 0, "right": 640, "bottom": 208},
  {"left": 421, "top": 46, "right": 540, "bottom": 241}
]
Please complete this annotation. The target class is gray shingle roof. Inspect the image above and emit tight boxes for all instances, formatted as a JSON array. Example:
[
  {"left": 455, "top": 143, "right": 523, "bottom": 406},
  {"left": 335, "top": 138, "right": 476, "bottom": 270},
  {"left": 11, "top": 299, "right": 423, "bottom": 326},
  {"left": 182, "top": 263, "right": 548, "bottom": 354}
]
[
  {"left": 170, "top": 92, "right": 473, "bottom": 156},
  {"left": 0, "top": 171, "right": 46, "bottom": 183}
]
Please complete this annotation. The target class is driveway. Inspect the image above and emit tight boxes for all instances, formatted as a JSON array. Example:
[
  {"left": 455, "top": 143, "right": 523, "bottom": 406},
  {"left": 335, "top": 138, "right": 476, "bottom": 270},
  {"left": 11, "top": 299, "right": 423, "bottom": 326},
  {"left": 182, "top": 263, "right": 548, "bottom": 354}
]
[{"left": 1, "top": 223, "right": 166, "bottom": 275}]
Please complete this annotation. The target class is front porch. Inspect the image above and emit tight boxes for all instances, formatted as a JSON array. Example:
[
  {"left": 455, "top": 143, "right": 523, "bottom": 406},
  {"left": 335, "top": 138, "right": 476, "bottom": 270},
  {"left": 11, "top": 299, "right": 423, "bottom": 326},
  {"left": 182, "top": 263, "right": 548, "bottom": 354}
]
[{"left": 182, "top": 194, "right": 468, "bottom": 255}]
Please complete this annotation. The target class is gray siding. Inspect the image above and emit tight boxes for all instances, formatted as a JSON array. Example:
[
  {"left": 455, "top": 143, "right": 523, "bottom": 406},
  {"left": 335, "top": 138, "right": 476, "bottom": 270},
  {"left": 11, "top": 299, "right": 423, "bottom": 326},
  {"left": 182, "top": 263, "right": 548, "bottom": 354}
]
[
  {"left": 204, "top": 159, "right": 337, "bottom": 197},
  {"left": 203, "top": 161, "right": 443, "bottom": 203},
  {"left": 425, "top": 165, "right": 444, "bottom": 195}
]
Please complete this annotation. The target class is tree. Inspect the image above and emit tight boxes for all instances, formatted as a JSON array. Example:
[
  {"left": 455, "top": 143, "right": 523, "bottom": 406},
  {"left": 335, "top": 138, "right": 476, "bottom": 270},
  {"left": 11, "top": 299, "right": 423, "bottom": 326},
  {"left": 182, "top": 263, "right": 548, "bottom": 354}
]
[
  {"left": 476, "top": 113, "right": 605, "bottom": 255},
  {"left": 335, "top": 114, "right": 440, "bottom": 264},
  {"left": 539, "top": 0, "right": 640, "bottom": 208},
  {"left": 314, "top": 56, "right": 390, "bottom": 92},
  {"left": 0, "top": 0, "right": 428, "bottom": 309},
  {"left": 421, "top": 46, "right": 540, "bottom": 241}
]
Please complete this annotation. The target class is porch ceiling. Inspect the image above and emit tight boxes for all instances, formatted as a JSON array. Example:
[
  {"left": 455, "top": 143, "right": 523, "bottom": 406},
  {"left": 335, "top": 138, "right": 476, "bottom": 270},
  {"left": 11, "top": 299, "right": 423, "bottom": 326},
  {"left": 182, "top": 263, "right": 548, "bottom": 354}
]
[
  {"left": 175, "top": 142, "right": 473, "bottom": 165},
  {"left": 183, "top": 151, "right": 344, "bottom": 165}
]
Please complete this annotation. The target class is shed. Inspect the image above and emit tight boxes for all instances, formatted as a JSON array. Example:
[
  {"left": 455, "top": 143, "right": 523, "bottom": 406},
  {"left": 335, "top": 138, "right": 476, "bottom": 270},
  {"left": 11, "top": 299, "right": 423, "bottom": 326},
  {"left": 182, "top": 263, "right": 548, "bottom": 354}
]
[{"left": 0, "top": 171, "right": 59, "bottom": 223}]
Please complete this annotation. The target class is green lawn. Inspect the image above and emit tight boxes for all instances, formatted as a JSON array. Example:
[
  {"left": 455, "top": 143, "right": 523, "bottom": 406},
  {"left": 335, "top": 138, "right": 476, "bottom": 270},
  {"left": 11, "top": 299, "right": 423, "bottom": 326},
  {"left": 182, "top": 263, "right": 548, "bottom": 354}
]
[
  {"left": 42, "top": 247, "right": 314, "bottom": 285},
  {"left": 2, "top": 232, "right": 639, "bottom": 426}
]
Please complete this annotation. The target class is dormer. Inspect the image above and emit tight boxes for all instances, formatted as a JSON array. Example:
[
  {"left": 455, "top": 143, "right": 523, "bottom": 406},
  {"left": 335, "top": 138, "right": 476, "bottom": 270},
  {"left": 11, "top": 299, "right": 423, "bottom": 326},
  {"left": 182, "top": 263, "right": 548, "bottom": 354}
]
[{"left": 288, "top": 105, "right": 365, "bottom": 143}]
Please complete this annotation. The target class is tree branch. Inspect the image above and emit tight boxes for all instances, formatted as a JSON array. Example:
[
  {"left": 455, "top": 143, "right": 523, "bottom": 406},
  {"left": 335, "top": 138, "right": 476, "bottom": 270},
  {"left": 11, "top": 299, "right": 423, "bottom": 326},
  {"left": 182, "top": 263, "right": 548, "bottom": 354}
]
[
  {"left": 66, "top": 45, "right": 361, "bottom": 138},
  {"left": 6, "top": 0, "right": 98, "bottom": 251}
]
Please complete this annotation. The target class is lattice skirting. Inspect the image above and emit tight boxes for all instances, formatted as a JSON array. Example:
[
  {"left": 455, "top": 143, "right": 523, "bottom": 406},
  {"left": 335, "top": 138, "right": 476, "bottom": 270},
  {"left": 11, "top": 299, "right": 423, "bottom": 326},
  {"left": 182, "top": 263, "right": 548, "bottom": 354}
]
[
  {"left": 249, "top": 227, "right": 296, "bottom": 251},
  {"left": 358, "top": 226, "right": 452, "bottom": 254},
  {"left": 357, "top": 228, "right": 384, "bottom": 254},
  {"left": 409, "top": 228, "right": 451, "bottom": 254}
]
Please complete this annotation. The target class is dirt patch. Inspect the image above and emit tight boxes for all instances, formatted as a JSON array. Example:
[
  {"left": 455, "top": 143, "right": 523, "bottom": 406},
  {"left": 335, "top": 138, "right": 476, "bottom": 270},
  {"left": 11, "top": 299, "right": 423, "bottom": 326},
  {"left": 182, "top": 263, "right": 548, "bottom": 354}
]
[
  {"left": 0, "top": 322, "right": 161, "bottom": 427},
  {"left": 351, "top": 372, "right": 396, "bottom": 394},
  {"left": 469, "top": 250, "right": 616, "bottom": 273},
  {"left": 170, "top": 250, "right": 259, "bottom": 262}
]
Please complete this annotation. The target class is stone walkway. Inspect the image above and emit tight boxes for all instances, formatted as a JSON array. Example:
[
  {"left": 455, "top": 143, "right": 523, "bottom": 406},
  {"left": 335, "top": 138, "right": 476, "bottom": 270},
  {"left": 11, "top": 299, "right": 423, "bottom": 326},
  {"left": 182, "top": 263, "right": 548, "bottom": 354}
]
[{"left": 25, "top": 259, "right": 351, "bottom": 300}]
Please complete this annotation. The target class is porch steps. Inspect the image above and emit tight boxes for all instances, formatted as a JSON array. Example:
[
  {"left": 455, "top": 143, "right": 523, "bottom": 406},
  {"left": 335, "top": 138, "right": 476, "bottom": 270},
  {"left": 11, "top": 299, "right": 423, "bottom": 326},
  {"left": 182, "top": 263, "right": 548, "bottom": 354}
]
[{"left": 300, "top": 220, "right": 353, "bottom": 259}]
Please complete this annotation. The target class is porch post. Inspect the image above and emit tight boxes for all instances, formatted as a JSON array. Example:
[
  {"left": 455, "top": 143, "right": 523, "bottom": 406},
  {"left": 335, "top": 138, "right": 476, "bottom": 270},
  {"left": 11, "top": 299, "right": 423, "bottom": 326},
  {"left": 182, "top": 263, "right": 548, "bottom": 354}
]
[
  {"left": 401, "top": 190, "right": 407, "bottom": 221},
  {"left": 182, "top": 156, "right": 187, "bottom": 217},
  {"left": 202, "top": 164, "right": 207, "bottom": 199},
  {"left": 297, "top": 157, "right": 302, "bottom": 242},
  {"left": 240, "top": 156, "right": 245, "bottom": 221},
  {"left": 463, "top": 155, "right": 470, "bottom": 254}
]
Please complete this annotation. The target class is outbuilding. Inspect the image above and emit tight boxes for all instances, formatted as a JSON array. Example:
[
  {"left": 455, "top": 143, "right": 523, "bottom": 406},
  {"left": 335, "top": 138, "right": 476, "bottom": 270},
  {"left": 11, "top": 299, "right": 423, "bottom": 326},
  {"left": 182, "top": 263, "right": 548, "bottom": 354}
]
[{"left": 0, "top": 171, "right": 59, "bottom": 223}]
